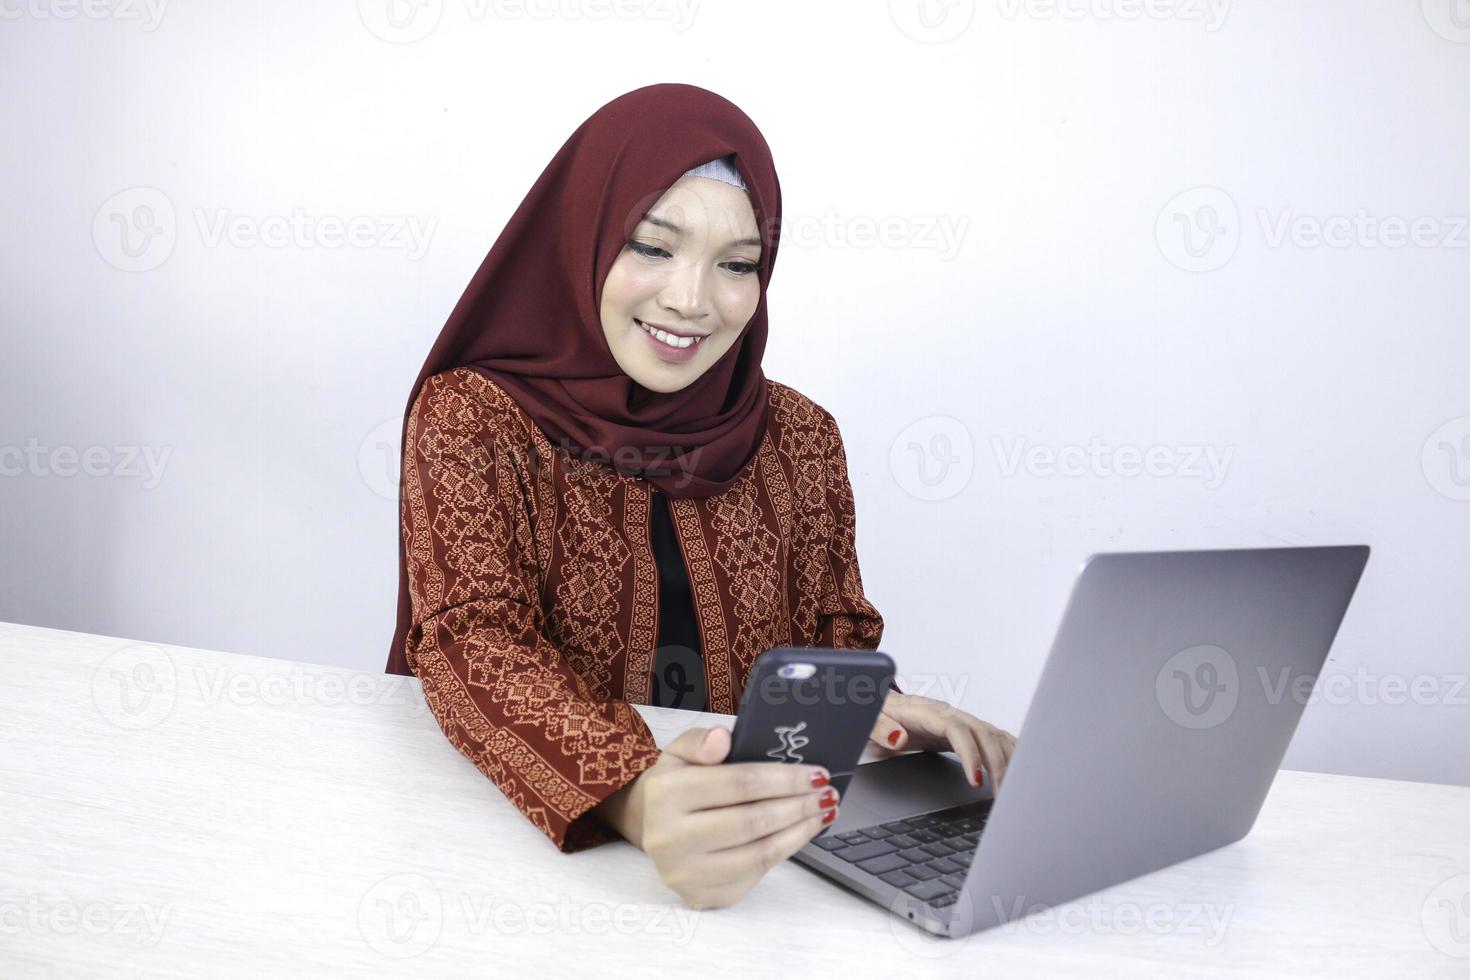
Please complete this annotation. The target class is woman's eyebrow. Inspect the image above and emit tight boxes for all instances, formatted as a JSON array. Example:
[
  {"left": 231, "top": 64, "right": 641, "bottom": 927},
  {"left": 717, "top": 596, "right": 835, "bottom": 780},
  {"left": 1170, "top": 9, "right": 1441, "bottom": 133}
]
[{"left": 641, "top": 212, "right": 761, "bottom": 249}]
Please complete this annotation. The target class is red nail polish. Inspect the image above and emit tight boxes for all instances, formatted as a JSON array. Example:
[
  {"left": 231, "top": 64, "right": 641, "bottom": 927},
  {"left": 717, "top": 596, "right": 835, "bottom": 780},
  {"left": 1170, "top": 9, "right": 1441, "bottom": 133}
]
[
  {"left": 819, "top": 789, "right": 838, "bottom": 808},
  {"left": 821, "top": 808, "right": 838, "bottom": 825},
  {"left": 887, "top": 729, "right": 901, "bottom": 746},
  {"left": 975, "top": 768, "right": 985, "bottom": 785},
  {"left": 810, "top": 771, "right": 830, "bottom": 788}
]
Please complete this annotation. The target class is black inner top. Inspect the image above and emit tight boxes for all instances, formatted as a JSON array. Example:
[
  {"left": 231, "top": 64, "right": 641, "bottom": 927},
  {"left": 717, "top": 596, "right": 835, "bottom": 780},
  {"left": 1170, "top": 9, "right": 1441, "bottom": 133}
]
[{"left": 648, "top": 488, "right": 706, "bottom": 710}]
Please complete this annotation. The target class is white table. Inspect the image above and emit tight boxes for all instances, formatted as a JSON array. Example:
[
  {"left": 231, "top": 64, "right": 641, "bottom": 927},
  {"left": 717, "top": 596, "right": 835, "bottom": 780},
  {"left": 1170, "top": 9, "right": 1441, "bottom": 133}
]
[{"left": 3, "top": 621, "right": 1468, "bottom": 978}]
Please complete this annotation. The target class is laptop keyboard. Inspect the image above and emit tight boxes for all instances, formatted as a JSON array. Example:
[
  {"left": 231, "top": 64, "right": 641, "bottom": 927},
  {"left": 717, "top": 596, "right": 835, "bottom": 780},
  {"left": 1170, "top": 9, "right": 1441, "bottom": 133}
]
[{"left": 810, "top": 799, "right": 993, "bottom": 908}]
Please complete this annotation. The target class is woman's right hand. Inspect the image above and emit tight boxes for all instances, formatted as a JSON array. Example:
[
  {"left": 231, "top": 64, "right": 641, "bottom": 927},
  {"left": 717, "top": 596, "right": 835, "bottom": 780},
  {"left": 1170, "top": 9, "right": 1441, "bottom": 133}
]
[{"left": 633, "top": 726, "right": 838, "bottom": 909}]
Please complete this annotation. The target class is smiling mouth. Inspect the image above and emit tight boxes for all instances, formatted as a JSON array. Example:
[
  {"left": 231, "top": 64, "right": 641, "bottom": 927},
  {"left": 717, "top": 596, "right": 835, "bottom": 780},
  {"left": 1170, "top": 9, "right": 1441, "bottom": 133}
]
[{"left": 636, "top": 319, "right": 706, "bottom": 349}]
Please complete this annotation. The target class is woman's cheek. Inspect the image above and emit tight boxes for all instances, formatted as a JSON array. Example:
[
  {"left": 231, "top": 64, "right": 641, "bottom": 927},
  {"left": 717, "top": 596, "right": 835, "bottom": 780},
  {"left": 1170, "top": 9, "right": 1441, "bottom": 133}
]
[{"left": 720, "top": 283, "right": 760, "bottom": 327}]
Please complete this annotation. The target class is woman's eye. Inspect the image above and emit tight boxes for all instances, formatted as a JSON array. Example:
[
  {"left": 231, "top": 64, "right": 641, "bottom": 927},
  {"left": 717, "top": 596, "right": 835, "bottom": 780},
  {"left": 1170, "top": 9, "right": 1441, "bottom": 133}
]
[
  {"left": 627, "top": 238, "right": 759, "bottom": 275},
  {"left": 627, "top": 240, "right": 670, "bottom": 259}
]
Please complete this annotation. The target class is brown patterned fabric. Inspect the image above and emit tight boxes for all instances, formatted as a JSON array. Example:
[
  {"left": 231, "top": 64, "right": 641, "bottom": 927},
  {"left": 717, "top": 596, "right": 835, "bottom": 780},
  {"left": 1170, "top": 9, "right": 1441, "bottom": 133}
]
[{"left": 400, "top": 366, "right": 885, "bottom": 851}]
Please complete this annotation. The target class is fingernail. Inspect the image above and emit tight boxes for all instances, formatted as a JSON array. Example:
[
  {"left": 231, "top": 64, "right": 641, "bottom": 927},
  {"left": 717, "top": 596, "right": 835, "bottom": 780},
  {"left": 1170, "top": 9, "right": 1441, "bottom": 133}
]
[
  {"left": 810, "top": 770, "right": 830, "bottom": 788},
  {"left": 887, "top": 729, "right": 902, "bottom": 746},
  {"left": 818, "top": 789, "right": 838, "bottom": 808},
  {"left": 701, "top": 729, "right": 717, "bottom": 748},
  {"left": 821, "top": 808, "right": 838, "bottom": 826},
  {"left": 974, "top": 767, "right": 985, "bottom": 785}
]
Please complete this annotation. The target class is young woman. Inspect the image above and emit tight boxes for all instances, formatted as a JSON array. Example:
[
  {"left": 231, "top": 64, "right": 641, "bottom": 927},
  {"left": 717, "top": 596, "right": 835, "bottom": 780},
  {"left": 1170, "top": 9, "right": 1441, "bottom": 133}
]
[{"left": 385, "top": 83, "right": 1016, "bottom": 910}]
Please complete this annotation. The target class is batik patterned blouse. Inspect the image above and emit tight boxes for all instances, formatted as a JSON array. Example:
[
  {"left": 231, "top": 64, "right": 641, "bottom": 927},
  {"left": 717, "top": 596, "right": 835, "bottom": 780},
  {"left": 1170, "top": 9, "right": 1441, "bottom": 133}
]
[{"left": 399, "top": 366, "right": 885, "bottom": 851}]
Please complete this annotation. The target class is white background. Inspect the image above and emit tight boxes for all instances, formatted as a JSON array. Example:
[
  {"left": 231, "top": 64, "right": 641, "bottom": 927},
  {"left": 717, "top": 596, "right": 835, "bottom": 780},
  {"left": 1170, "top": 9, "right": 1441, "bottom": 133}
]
[{"left": 2, "top": 0, "right": 1467, "bottom": 787}]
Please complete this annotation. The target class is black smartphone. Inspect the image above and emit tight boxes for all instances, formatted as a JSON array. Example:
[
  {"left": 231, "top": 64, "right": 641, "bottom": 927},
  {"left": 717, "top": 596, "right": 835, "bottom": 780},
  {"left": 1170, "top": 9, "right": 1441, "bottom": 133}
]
[{"left": 727, "top": 647, "right": 895, "bottom": 818}]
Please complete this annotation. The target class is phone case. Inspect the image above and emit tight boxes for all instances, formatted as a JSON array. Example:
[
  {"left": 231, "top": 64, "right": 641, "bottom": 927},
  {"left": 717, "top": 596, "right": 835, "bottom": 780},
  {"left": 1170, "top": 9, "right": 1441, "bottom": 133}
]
[{"left": 728, "top": 647, "right": 896, "bottom": 816}]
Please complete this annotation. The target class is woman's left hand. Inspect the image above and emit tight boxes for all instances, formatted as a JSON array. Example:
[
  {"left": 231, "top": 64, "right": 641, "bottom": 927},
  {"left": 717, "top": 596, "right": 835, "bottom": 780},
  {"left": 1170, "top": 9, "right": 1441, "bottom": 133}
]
[{"left": 867, "top": 691, "right": 1017, "bottom": 789}]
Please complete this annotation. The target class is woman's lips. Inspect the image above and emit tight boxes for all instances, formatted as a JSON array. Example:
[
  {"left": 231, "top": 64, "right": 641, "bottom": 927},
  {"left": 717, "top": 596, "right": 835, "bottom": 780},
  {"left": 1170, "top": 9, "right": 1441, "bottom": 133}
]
[{"left": 636, "top": 319, "right": 702, "bottom": 363}]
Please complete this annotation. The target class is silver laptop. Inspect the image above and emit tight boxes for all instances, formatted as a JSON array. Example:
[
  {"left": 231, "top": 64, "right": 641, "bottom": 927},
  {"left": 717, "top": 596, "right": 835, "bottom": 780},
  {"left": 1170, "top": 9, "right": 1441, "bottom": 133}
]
[{"left": 793, "top": 545, "right": 1371, "bottom": 939}]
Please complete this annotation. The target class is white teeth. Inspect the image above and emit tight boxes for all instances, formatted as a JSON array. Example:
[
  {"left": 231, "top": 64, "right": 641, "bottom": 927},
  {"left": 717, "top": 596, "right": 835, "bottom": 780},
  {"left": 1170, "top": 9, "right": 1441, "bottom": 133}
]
[{"left": 638, "top": 320, "right": 701, "bottom": 349}]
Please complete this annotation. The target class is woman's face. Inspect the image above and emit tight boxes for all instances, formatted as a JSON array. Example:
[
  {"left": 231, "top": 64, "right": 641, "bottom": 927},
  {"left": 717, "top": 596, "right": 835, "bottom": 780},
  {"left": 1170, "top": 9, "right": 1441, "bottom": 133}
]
[{"left": 599, "top": 175, "right": 764, "bottom": 393}]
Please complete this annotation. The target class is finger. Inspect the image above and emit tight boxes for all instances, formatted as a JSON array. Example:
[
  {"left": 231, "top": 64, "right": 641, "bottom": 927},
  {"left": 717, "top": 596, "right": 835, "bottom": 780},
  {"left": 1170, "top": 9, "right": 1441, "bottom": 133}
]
[
  {"left": 997, "top": 731, "right": 1016, "bottom": 768},
  {"left": 685, "top": 784, "right": 839, "bottom": 851},
  {"left": 994, "top": 730, "right": 1017, "bottom": 779},
  {"left": 678, "top": 760, "right": 831, "bottom": 811},
  {"left": 884, "top": 698, "right": 963, "bottom": 751},
  {"left": 940, "top": 719, "right": 986, "bottom": 788},
  {"left": 870, "top": 710, "right": 907, "bottom": 750},
  {"left": 663, "top": 725, "right": 731, "bottom": 766},
  {"left": 703, "top": 805, "right": 835, "bottom": 884},
  {"left": 975, "top": 728, "right": 1009, "bottom": 787}
]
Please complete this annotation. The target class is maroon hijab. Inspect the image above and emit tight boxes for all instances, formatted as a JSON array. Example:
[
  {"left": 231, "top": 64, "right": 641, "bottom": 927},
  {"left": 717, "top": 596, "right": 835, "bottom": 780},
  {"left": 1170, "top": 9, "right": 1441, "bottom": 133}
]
[{"left": 385, "top": 83, "right": 784, "bottom": 675}]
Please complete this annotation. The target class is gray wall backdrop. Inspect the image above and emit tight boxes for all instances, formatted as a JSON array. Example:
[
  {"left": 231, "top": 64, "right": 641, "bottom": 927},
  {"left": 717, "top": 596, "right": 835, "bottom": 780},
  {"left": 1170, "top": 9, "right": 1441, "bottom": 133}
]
[{"left": 2, "top": 0, "right": 1467, "bottom": 787}]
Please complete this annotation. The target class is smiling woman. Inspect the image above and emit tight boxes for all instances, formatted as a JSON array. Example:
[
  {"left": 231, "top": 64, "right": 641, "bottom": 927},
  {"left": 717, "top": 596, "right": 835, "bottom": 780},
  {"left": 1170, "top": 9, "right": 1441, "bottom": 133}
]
[
  {"left": 599, "top": 156, "right": 764, "bottom": 390},
  {"left": 385, "top": 82, "right": 1015, "bottom": 912}
]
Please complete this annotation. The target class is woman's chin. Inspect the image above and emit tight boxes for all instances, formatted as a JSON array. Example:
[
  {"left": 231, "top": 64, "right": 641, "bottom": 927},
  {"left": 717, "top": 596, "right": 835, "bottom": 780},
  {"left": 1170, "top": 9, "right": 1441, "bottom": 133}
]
[
  {"left": 629, "top": 352, "right": 706, "bottom": 392},
  {"left": 635, "top": 368, "right": 697, "bottom": 394}
]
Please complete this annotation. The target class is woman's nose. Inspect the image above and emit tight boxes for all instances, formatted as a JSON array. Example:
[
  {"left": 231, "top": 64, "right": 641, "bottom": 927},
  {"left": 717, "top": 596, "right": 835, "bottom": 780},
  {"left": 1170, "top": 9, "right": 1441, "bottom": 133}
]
[{"left": 658, "top": 260, "right": 709, "bottom": 321}]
